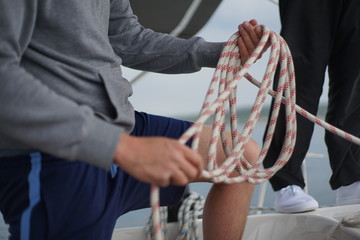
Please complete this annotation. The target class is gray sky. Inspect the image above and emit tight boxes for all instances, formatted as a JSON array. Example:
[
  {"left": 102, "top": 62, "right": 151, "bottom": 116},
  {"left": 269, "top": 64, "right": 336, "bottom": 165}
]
[{"left": 125, "top": 0, "right": 328, "bottom": 117}]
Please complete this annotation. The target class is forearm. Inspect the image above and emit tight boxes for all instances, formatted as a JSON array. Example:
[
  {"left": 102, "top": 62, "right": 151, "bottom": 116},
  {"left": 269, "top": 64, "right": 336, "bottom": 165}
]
[
  {"left": 108, "top": 0, "right": 224, "bottom": 73},
  {"left": 114, "top": 32, "right": 224, "bottom": 73}
]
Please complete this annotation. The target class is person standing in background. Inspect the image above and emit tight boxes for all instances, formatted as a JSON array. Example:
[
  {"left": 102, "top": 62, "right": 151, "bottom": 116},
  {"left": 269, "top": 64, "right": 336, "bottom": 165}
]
[{"left": 263, "top": 0, "right": 360, "bottom": 213}]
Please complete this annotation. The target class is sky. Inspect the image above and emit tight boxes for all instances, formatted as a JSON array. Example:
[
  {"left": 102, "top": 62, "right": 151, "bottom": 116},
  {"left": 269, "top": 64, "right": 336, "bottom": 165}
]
[{"left": 124, "top": 0, "right": 329, "bottom": 118}]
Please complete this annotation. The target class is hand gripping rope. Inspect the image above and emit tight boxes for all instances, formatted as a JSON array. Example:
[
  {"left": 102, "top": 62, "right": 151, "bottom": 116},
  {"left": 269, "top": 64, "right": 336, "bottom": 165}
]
[{"left": 148, "top": 25, "right": 360, "bottom": 240}]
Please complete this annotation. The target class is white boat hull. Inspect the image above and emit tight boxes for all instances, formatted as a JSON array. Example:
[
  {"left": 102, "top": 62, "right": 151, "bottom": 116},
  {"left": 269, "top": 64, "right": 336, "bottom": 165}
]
[{"left": 112, "top": 204, "right": 360, "bottom": 240}]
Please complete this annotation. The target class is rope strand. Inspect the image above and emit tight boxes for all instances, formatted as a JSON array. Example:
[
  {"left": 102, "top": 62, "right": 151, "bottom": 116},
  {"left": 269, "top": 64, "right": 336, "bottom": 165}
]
[{"left": 149, "top": 25, "right": 360, "bottom": 239}]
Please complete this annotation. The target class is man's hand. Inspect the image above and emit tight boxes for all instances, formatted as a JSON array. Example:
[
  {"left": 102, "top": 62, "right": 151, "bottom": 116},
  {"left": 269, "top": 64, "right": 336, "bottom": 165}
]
[
  {"left": 237, "top": 19, "right": 269, "bottom": 64},
  {"left": 114, "top": 134, "right": 203, "bottom": 187}
]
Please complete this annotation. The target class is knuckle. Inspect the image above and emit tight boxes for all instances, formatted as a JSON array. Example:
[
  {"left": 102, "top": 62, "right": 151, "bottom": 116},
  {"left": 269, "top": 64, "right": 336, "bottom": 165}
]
[
  {"left": 158, "top": 178, "right": 169, "bottom": 187},
  {"left": 156, "top": 173, "right": 170, "bottom": 187},
  {"left": 188, "top": 167, "right": 198, "bottom": 178},
  {"left": 177, "top": 177, "right": 189, "bottom": 186}
]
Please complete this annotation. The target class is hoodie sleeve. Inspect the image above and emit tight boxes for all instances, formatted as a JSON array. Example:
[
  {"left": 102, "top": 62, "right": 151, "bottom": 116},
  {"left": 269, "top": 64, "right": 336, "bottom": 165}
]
[
  {"left": 0, "top": 0, "right": 123, "bottom": 170},
  {"left": 108, "top": 0, "right": 224, "bottom": 74}
]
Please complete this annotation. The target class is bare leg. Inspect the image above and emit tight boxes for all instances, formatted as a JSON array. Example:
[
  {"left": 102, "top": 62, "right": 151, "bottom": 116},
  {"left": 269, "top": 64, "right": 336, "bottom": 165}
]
[
  {"left": 203, "top": 182, "right": 255, "bottom": 239},
  {"left": 197, "top": 126, "right": 259, "bottom": 240}
]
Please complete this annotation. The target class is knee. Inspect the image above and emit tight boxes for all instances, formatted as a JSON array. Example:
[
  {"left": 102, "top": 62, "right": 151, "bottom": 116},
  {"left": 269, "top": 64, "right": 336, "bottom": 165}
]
[{"left": 244, "top": 138, "right": 260, "bottom": 165}]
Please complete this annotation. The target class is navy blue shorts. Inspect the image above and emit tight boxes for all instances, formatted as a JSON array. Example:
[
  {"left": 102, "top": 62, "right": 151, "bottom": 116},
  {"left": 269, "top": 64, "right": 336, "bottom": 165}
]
[{"left": 0, "top": 111, "right": 192, "bottom": 240}]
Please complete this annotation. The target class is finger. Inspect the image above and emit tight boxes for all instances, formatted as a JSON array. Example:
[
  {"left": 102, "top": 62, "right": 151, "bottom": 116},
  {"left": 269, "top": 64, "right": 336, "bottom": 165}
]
[
  {"left": 249, "top": 19, "right": 258, "bottom": 26},
  {"left": 238, "top": 23, "right": 255, "bottom": 54},
  {"left": 181, "top": 145, "right": 203, "bottom": 177},
  {"left": 153, "top": 169, "right": 172, "bottom": 187},
  {"left": 237, "top": 37, "right": 250, "bottom": 64},
  {"left": 255, "top": 25, "right": 263, "bottom": 39},
  {"left": 167, "top": 147, "right": 200, "bottom": 181},
  {"left": 243, "top": 21, "right": 260, "bottom": 47},
  {"left": 177, "top": 153, "right": 202, "bottom": 181},
  {"left": 240, "top": 19, "right": 258, "bottom": 30},
  {"left": 170, "top": 167, "right": 190, "bottom": 186}
]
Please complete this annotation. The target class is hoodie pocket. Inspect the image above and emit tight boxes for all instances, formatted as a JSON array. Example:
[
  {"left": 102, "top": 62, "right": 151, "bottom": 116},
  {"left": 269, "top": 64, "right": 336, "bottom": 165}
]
[{"left": 98, "top": 67, "right": 135, "bottom": 130}]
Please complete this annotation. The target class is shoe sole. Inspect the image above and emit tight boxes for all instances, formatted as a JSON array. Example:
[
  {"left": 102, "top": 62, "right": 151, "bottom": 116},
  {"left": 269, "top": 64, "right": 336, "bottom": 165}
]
[{"left": 275, "top": 203, "right": 319, "bottom": 214}]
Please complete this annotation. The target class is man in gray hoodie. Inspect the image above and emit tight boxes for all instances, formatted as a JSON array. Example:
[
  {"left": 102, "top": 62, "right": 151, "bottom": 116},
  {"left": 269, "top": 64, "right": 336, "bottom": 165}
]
[{"left": 0, "top": 0, "right": 262, "bottom": 239}]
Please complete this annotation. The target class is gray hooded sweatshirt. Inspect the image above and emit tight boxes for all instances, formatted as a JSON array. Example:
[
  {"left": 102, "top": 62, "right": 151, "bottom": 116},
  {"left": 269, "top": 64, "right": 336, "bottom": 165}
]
[{"left": 0, "top": 0, "right": 224, "bottom": 170}]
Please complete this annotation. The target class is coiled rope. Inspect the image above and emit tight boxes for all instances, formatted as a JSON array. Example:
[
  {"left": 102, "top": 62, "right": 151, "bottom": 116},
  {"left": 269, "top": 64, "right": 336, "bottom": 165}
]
[
  {"left": 146, "top": 192, "right": 205, "bottom": 240},
  {"left": 148, "top": 25, "right": 360, "bottom": 239}
]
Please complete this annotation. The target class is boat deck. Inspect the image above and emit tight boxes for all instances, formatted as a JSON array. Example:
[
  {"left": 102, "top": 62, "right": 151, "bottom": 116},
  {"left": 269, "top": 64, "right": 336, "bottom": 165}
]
[{"left": 112, "top": 204, "right": 360, "bottom": 240}]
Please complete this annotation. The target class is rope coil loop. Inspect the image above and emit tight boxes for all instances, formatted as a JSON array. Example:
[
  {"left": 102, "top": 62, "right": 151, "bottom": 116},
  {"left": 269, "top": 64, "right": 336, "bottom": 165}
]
[
  {"left": 149, "top": 25, "right": 296, "bottom": 240},
  {"left": 149, "top": 25, "right": 360, "bottom": 239},
  {"left": 146, "top": 192, "right": 205, "bottom": 240},
  {"left": 179, "top": 25, "right": 296, "bottom": 184}
]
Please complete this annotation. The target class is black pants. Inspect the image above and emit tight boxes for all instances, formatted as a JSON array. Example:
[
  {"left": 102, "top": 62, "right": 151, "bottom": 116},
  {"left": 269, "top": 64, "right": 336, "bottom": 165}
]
[{"left": 263, "top": 0, "right": 360, "bottom": 191}]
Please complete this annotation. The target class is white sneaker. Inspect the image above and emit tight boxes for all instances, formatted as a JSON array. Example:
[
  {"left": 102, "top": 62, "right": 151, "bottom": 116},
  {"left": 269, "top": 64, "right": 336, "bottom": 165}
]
[
  {"left": 274, "top": 185, "right": 319, "bottom": 213},
  {"left": 336, "top": 181, "right": 360, "bottom": 206}
]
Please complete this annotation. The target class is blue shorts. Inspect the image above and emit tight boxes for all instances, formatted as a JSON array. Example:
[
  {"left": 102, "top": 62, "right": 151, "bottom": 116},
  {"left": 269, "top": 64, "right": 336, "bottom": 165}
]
[{"left": 0, "top": 111, "right": 192, "bottom": 240}]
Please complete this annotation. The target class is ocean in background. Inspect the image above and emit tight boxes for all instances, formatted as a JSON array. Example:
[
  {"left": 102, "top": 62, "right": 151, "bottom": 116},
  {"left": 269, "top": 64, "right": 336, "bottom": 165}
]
[{"left": 0, "top": 106, "right": 338, "bottom": 238}]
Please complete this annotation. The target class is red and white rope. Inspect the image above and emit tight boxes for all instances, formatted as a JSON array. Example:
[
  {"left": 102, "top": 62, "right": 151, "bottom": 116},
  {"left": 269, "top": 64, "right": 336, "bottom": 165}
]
[
  {"left": 148, "top": 25, "right": 360, "bottom": 239},
  {"left": 150, "top": 186, "right": 162, "bottom": 239}
]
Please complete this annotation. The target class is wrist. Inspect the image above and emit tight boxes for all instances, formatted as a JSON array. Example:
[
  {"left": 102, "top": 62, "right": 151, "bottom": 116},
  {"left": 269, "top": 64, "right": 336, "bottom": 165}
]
[{"left": 114, "top": 133, "right": 132, "bottom": 166}]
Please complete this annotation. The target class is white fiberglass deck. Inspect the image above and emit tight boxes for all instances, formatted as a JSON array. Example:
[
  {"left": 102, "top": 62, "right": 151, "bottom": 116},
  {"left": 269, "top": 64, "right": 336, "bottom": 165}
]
[{"left": 112, "top": 204, "right": 360, "bottom": 240}]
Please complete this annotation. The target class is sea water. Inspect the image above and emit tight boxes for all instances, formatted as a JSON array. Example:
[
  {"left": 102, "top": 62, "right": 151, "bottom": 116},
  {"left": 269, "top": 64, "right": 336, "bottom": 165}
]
[{"left": 0, "top": 117, "right": 336, "bottom": 238}]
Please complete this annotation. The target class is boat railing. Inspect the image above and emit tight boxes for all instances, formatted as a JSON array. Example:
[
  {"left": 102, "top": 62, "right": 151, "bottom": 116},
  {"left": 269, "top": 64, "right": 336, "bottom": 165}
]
[{"left": 267, "top": 0, "right": 279, "bottom": 6}]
